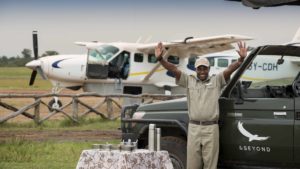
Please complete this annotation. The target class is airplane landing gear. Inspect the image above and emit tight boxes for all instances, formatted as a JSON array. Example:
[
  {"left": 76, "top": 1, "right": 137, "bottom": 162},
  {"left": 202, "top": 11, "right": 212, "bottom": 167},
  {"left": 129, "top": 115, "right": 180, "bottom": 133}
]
[{"left": 48, "top": 97, "right": 62, "bottom": 111}]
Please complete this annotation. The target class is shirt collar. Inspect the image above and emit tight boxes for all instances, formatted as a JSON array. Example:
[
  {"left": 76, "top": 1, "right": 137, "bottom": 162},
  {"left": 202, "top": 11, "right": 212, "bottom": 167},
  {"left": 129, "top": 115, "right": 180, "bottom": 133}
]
[{"left": 193, "top": 74, "right": 211, "bottom": 83}]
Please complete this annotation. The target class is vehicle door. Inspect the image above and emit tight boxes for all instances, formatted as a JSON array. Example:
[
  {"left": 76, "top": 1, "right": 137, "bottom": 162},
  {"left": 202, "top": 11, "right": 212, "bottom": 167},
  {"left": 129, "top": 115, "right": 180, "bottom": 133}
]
[
  {"left": 219, "top": 53, "right": 296, "bottom": 166},
  {"left": 293, "top": 73, "right": 300, "bottom": 165}
]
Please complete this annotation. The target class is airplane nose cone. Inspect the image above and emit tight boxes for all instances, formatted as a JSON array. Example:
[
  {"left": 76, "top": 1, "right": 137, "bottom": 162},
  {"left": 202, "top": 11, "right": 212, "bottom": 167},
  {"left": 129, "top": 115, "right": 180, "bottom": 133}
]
[{"left": 25, "top": 60, "right": 41, "bottom": 69}]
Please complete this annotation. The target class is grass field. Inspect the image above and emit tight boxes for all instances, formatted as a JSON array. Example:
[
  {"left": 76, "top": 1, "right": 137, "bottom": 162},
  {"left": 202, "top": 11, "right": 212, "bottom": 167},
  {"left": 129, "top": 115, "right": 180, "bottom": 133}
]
[
  {"left": 0, "top": 67, "right": 52, "bottom": 90},
  {"left": 0, "top": 117, "right": 121, "bottom": 132},
  {"left": 0, "top": 119, "right": 121, "bottom": 169},
  {"left": 0, "top": 139, "right": 119, "bottom": 169},
  {"left": 0, "top": 118, "right": 121, "bottom": 131},
  {"left": 0, "top": 68, "right": 123, "bottom": 169}
]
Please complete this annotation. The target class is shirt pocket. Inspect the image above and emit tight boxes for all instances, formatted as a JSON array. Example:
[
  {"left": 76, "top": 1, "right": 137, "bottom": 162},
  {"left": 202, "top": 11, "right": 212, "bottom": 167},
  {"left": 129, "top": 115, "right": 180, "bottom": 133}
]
[
  {"left": 187, "top": 86, "right": 199, "bottom": 96},
  {"left": 205, "top": 82, "right": 216, "bottom": 89}
]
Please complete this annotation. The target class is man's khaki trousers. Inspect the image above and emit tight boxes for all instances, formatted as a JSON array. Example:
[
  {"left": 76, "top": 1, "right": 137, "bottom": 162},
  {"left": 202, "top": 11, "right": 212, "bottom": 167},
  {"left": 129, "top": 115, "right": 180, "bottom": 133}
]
[{"left": 187, "top": 124, "right": 219, "bottom": 169}]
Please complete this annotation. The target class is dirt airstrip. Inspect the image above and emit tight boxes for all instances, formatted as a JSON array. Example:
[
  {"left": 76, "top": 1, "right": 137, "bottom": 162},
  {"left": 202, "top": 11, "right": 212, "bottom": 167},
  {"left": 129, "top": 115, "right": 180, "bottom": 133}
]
[{"left": 0, "top": 130, "right": 121, "bottom": 142}]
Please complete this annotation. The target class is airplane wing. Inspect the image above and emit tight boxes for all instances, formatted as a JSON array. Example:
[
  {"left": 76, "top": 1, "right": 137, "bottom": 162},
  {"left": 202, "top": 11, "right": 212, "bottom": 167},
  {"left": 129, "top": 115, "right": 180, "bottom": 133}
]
[
  {"left": 137, "top": 34, "right": 252, "bottom": 57},
  {"left": 74, "top": 41, "right": 104, "bottom": 47},
  {"left": 140, "top": 34, "right": 252, "bottom": 82}
]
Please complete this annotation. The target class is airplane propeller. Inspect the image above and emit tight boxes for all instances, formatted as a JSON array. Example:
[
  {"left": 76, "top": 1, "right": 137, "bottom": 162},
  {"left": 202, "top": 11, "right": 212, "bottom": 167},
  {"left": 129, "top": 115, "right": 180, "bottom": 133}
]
[
  {"left": 29, "top": 70, "right": 37, "bottom": 86},
  {"left": 33, "top": 30, "right": 38, "bottom": 60},
  {"left": 29, "top": 31, "right": 39, "bottom": 86}
]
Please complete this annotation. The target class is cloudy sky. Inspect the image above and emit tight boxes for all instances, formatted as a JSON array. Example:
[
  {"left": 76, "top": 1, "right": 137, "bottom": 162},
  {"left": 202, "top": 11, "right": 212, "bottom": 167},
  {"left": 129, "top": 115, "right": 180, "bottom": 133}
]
[{"left": 1, "top": 0, "right": 299, "bottom": 57}]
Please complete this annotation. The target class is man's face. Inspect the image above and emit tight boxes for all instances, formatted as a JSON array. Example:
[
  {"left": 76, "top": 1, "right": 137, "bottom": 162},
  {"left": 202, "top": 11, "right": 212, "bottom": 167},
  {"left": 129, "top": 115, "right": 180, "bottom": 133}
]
[{"left": 196, "top": 65, "right": 210, "bottom": 81}]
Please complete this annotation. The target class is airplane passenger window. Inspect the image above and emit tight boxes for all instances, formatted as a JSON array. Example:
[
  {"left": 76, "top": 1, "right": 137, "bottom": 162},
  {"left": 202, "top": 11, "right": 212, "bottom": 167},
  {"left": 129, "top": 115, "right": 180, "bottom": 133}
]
[
  {"left": 167, "top": 55, "right": 179, "bottom": 64},
  {"left": 218, "top": 59, "right": 228, "bottom": 67},
  {"left": 187, "top": 56, "right": 198, "bottom": 70},
  {"left": 148, "top": 54, "right": 157, "bottom": 63},
  {"left": 207, "top": 57, "right": 215, "bottom": 66},
  {"left": 134, "top": 53, "right": 143, "bottom": 62}
]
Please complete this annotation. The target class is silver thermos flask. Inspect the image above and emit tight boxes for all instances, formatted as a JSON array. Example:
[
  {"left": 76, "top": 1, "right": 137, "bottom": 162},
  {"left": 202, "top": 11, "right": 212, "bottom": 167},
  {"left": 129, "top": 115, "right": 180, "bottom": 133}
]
[
  {"left": 148, "top": 124, "right": 156, "bottom": 151},
  {"left": 156, "top": 128, "right": 161, "bottom": 151}
]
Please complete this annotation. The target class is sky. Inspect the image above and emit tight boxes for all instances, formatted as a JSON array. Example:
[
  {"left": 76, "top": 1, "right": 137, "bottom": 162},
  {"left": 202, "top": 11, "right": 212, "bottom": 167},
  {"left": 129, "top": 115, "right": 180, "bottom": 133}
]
[{"left": 0, "top": 0, "right": 300, "bottom": 57}]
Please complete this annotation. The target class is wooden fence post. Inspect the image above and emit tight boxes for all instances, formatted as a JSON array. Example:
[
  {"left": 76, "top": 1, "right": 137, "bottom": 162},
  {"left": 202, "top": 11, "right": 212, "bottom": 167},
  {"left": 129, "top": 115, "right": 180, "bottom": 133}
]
[
  {"left": 34, "top": 97, "right": 40, "bottom": 124},
  {"left": 72, "top": 97, "right": 79, "bottom": 121},
  {"left": 106, "top": 97, "right": 113, "bottom": 120}
]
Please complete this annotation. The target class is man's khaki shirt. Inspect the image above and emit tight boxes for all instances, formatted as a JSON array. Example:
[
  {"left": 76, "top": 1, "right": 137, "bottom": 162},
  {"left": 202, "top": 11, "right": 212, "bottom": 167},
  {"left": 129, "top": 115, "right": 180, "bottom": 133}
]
[{"left": 176, "top": 72, "right": 227, "bottom": 121}]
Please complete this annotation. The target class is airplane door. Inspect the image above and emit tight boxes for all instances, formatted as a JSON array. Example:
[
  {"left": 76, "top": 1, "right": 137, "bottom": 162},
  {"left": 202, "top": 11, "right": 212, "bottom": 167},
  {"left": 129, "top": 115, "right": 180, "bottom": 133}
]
[
  {"left": 219, "top": 91, "right": 294, "bottom": 166},
  {"left": 108, "top": 51, "right": 130, "bottom": 79}
]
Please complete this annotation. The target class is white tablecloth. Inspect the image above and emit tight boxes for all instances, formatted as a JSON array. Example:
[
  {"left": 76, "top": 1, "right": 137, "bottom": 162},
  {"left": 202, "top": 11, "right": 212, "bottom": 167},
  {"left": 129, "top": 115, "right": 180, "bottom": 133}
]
[{"left": 76, "top": 149, "right": 174, "bottom": 169}]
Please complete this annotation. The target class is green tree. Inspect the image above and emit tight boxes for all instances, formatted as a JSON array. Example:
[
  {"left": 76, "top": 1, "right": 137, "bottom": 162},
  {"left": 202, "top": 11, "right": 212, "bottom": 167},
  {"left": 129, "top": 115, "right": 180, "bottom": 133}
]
[
  {"left": 0, "top": 56, "right": 8, "bottom": 66},
  {"left": 21, "top": 48, "right": 32, "bottom": 59}
]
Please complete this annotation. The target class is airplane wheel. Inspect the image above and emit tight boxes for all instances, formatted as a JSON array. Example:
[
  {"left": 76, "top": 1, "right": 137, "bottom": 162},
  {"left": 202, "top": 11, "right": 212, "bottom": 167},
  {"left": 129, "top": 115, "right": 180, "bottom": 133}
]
[{"left": 48, "top": 99, "right": 62, "bottom": 111}]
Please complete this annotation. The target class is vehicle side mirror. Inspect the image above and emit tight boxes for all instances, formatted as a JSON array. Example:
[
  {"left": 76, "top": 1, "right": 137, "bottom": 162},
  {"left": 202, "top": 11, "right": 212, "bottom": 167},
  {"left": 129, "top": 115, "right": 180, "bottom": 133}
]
[
  {"left": 241, "top": 81, "right": 252, "bottom": 89},
  {"left": 277, "top": 58, "right": 284, "bottom": 65}
]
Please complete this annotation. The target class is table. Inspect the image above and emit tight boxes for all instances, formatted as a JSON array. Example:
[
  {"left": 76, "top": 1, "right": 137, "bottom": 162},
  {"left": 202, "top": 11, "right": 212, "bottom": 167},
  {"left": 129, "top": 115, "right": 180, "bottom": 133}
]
[{"left": 76, "top": 149, "right": 174, "bottom": 169}]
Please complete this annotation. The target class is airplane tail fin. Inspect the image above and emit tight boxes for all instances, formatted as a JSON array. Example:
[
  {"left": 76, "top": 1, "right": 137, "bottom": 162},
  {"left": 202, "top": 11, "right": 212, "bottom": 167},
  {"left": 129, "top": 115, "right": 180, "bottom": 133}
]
[
  {"left": 144, "top": 36, "right": 152, "bottom": 43},
  {"left": 136, "top": 36, "right": 142, "bottom": 43},
  {"left": 136, "top": 36, "right": 152, "bottom": 43},
  {"left": 292, "top": 26, "right": 300, "bottom": 42}
]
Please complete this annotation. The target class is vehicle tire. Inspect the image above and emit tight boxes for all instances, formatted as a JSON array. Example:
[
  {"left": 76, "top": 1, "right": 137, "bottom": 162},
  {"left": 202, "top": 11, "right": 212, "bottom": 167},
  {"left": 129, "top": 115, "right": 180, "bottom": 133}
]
[
  {"left": 48, "top": 99, "right": 62, "bottom": 111},
  {"left": 161, "top": 136, "right": 187, "bottom": 169}
]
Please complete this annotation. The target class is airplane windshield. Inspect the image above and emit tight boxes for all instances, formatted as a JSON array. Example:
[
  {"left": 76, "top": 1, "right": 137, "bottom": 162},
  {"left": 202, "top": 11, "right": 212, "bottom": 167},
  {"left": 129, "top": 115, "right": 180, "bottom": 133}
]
[{"left": 88, "top": 45, "right": 119, "bottom": 64}]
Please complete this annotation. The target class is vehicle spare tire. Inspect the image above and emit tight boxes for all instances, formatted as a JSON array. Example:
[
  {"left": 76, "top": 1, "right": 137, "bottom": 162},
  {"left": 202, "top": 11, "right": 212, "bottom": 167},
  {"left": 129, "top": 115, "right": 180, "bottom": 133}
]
[{"left": 161, "top": 136, "right": 187, "bottom": 169}]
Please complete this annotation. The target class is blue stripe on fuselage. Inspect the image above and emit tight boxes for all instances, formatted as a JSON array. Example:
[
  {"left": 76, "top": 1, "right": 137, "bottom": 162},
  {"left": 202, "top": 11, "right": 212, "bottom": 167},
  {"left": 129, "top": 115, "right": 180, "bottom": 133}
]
[{"left": 52, "top": 59, "right": 66, "bottom": 68}]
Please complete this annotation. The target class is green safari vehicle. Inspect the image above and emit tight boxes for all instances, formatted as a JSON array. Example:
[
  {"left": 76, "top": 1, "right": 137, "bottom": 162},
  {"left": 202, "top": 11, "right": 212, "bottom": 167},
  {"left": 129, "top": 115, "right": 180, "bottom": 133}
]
[{"left": 121, "top": 45, "right": 300, "bottom": 169}]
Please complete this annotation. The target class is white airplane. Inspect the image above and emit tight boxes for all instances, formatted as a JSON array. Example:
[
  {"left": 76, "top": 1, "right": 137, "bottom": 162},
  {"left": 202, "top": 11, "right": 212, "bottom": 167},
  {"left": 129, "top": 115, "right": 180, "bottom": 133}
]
[
  {"left": 25, "top": 31, "right": 251, "bottom": 108},
  {"left": 26, "top": 31, "right": 252, "bottom": 94},
  {"left": 202, "top": 26, "right": 300, "bottom": 82}
]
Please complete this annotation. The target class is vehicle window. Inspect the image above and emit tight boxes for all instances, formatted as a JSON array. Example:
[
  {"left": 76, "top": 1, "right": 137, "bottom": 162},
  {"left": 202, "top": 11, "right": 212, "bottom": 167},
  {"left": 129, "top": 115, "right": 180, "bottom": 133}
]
[
  {"left": 167, "top": 55, "right": 179, "bottom": 64},
  {"left": 134, "top": 53, "right": 143, "bottom": 63},
  {"left": 148, "top": 54, "right": 157, "bottom": 63},
  {"left": 207, "top": 57, "right": 215, "bottom": 67},
  {"left": 218, "top": 59, "right": 228, "bottom": 67},
  {"left": 238, "top": 54, "right": 299, "bottom": 98},
  {"left": 231, "top": 59, "right": 237, "bottom": 63}
]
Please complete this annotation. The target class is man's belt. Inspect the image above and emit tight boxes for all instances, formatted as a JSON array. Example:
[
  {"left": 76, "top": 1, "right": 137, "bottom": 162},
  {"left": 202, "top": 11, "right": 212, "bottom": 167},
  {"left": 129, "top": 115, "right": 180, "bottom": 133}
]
[{"left": 189, "top": 120, "right": 218, "bottom": 125}]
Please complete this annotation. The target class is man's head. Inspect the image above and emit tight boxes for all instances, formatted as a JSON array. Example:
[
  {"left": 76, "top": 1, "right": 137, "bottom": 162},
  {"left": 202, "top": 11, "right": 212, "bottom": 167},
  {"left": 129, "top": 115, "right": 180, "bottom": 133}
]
[{"left": 194, "top": 57, "right": 210, "bottom": 81}]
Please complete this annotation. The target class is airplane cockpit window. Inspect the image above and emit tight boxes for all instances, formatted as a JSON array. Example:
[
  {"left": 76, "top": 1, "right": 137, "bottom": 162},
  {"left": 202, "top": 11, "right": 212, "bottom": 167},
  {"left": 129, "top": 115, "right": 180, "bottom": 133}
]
[
  {"left": 88, "top": 45, "right": 119, "bottom": 64},
  {"left": 134, "top": 53, "right": 144, "bottom": 62},
  {"left": 167, "top": 55, "right": 179, "bottom": 64},
  {"left": 217, "top": 58, "right": 228, "bottom": 67},
  {"left": 237, "top": 54, "right": 299, "bottom": 98},
  {"left": 148, "top": 54, "right": 157, "bottom": 63}
]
